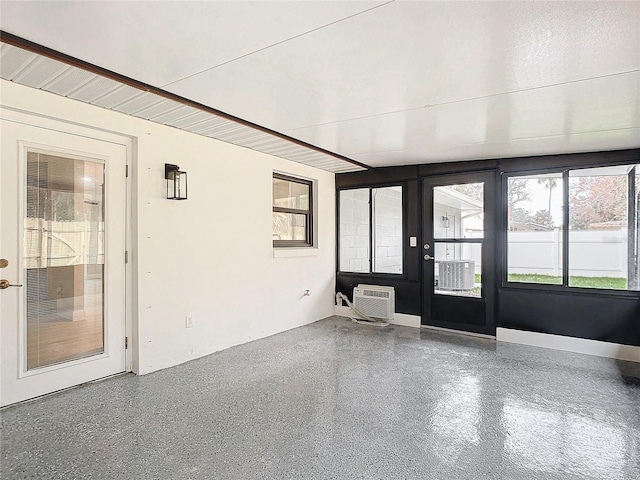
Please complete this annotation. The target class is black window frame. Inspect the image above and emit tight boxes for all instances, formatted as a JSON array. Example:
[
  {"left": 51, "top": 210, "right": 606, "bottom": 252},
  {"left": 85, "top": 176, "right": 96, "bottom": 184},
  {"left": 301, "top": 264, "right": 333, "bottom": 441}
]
[
  {"left": 502, "top": 162, "right": 639, "bottom": 295},
  {"left": 337, "top": 184, "right": 406, "bottom": 276},
  {"left": 273, "top": 173, "right": 313, "bottom": 248}
]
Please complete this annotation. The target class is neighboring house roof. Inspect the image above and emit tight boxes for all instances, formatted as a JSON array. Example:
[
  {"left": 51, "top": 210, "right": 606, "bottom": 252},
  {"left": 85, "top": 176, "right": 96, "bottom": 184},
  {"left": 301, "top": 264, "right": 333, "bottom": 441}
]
[{"left": 434, "top": 187, "right": 483, "bottom": 213}]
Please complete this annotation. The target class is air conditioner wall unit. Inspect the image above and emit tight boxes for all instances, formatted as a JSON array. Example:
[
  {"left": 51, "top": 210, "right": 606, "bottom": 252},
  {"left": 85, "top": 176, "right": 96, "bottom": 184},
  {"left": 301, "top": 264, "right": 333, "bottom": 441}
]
[{"left": 353, "top": 284, "right": 395, "bottom": 320}]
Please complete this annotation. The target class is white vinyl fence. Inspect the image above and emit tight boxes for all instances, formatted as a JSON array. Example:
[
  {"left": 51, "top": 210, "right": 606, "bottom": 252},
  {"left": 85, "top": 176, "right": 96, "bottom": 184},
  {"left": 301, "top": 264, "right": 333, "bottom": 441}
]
[{"left": 508, "top": 229, "right": 628, "bottom": 278}]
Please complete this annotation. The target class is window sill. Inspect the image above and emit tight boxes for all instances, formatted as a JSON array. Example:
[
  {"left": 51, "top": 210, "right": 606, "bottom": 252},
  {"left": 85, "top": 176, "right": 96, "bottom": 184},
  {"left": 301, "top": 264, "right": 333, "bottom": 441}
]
[{"left": 273, "top": 248, "right": 319, "bottom": 258}]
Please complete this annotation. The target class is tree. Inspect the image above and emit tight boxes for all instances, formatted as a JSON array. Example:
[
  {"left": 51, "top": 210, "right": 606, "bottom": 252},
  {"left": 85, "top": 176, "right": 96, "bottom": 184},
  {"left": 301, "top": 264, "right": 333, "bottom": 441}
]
[
  {"left": 537, "top": 177, "right": 558, "bottom": 217},
  {"left": 511, "top": 207, "right": 535, "bottom": 225},
  {"left": 450, "top": 183, "right": 483, "bottom": 202},
  {"left": 532, "top": 210, "right": 553, "bottom": 229},
  {"left": 508, "top": 178, "right": 531, "bottom": 207},
  {"left": 454, "top": 179, "right": 531, "bottom": 207},
  {"left": 569, "top": 176, "right": 627, "bottom": 230},
  {"left": 507, "top": 179, "right": 534, "bottom": 228}
]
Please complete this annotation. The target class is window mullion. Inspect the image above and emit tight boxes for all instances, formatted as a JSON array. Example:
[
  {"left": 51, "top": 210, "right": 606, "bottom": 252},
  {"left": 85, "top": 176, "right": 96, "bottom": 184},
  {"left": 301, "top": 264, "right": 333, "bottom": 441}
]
[
  {"left": 629, "top": 166, "right": 638, "bottom": 290},
  {"left": 274, "top": 206, "right": 310, "bottom": 215},
  {"left": 368, "top": 188, "right": 373, "bottom": 273},
  {"left": 562, "top": 170, "right": 569, "bottom": 287}
]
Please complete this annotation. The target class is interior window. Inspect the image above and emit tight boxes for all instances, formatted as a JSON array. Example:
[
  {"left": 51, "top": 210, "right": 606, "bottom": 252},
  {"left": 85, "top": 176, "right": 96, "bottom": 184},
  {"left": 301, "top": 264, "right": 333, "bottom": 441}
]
[
  {"left": 506, "top": 164, "right": 639, "bottom": 291},
  {"left": 569, "top": 165, "right": 639, "bottom": 290},
  {"left": 339, "top": 186, "right": 403, "bottom": 274},
  {"left": 339, "top": 188, "right": 370, "bottom": 272},
  {"left": 273, "top": 173, "right": 312, "bottom": 247}
]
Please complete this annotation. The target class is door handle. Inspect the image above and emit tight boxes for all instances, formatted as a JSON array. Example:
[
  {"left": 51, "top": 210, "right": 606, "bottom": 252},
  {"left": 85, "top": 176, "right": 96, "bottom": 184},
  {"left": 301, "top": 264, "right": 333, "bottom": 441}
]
[
  {"left": 0, "top": 279, "right": 23, "bottom": 289},
  {"left": 424, "top": 254, "right": 434, "bottom": 261}
]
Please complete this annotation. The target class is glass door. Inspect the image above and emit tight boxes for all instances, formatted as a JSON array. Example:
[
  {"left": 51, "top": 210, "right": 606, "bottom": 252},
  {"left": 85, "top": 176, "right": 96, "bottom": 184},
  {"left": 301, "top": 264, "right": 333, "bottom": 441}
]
[
  {"left": 1, "top": 115, "right": 127, "bottom": 407},
  {"left": 422, "top": 171, "right": 496, "bottom": 335}
]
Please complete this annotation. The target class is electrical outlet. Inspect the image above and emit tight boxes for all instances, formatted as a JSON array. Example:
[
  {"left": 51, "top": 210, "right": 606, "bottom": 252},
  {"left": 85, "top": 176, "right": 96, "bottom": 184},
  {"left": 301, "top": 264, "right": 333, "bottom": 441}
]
[{"left": 185, "top": 316, "right": 193, "bottom": 328}]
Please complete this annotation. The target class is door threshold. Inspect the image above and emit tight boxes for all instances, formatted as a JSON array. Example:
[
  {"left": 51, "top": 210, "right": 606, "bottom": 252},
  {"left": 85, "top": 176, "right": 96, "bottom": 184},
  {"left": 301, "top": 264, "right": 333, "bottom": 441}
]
[
  {"left": 0, "top": 371, "right": 129, "bottom": 410},
  {"left": 420, "top": 324, "right": 496, "bottom": 340}
]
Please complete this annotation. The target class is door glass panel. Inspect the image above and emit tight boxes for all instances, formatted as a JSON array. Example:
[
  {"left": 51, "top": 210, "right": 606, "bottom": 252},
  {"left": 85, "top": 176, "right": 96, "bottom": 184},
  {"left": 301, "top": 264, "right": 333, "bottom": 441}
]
[
  {"left": 24, "top": 152, "right": 105, "bottom": 370},
  {"left": 434, "top": 242, "right": 482, "bottom": 298},
  {"left": 433, "top": 183, "right": 484, "bottom": 239}
]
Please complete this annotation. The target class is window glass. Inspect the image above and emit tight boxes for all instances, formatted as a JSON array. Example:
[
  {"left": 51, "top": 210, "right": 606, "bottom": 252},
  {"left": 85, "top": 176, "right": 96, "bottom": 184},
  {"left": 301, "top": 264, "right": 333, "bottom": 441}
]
[
  {"left": 272, "top": 213, "right": 308, "bottom": 242},
  {"left": 339, "top": 189, "right": 370, "bottom": 273},
  {"left": 507, "top": 173, "right": 564, "bottom": 284},
  {"left": 339, "top": 186, "right": 404, "bottom": 274},
  {"left": 273, "top": 177, "right": 309, "bottom": 210},
  {"left": 373, "top": 186, "right": 403, "bottom": 274},
  {"left": 25, "top": 152, "right": 105, "bottom": 369},
  {"left": 569, "top": 165, "right": 639, "bottom": 290}
]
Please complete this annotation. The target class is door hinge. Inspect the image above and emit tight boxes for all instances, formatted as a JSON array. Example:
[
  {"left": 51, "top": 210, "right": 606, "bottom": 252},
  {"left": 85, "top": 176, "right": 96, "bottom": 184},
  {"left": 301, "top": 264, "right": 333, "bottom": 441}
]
[
  {"left": 125, "top": 165, "right": 129, "bottom": 177},
  {"left": 125, "top": 337, "right": 128, "bottom": 349},
  {"left": 125, "top": 251, "right": 129, "bottom": 264}
]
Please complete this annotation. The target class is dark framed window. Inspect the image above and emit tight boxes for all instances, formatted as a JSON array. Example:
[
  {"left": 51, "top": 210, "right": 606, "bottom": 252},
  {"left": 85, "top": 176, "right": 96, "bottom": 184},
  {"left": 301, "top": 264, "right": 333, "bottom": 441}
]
[
  {"left": 273, "top": 173, "right": 313, "bottom": 247},
  {"left": 338, "top": 186, "right": 404, "bottom": 274},
  {"left": 505, "top": 163, "right": 639, "bottom": 291}
]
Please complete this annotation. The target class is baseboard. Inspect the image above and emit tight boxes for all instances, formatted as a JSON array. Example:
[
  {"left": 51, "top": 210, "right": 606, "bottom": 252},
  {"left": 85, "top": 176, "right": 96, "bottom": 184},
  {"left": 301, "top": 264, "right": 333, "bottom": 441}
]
[
  {"left": 334, "top": 305, "right": 421, "bottom": 328},
  {"left": 497, "top": 328, "right": 640, "bottom": 363}
]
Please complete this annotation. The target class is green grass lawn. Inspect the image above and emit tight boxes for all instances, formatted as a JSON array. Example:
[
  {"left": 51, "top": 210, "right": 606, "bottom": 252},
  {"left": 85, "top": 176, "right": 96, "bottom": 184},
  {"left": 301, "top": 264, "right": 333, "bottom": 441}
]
[
  {"left": 507, "top": 273, "right": 627, "bottom": 290},
  {"left": 435, "top": 272, "right": 630, "bottom": 295}
]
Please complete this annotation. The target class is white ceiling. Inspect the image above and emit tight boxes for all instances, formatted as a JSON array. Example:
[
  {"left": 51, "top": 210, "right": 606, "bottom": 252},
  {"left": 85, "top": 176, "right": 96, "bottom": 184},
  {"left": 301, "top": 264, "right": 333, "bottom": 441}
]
[{"left": 1, "top": 1, "right": 639, "bottom": 169}]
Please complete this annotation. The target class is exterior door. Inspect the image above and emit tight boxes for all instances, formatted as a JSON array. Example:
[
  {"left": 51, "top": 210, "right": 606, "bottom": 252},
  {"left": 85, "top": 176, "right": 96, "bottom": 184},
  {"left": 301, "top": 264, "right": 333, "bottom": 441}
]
[
  {"left": 0, "top": 114, "right": 127, "bottom": 406},
  {"left": 422, "top": 171, "right": 495, "bottom": 335}
]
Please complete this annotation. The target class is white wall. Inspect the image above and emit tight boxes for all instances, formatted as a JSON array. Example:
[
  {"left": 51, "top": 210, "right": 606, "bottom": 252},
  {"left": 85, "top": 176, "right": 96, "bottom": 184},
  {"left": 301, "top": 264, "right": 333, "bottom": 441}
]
[{"left": 1, "top": 80, "right": 336, "bottom": 375}]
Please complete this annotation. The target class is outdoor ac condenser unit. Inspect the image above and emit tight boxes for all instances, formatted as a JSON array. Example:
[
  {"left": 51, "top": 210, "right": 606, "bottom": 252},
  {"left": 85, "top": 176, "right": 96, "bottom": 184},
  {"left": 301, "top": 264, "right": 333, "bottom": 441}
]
[
  {"left": 353, "top": 284, "right": 395, "bottom": 320},
  {"left": 438, "top": 260, "right": 475, "bottom": 290}
]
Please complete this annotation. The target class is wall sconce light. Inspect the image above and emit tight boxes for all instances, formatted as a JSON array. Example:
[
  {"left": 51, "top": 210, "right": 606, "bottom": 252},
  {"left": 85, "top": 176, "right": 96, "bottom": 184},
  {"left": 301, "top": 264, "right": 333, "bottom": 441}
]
[
  {"left": 165, "top": 163, "right": 187, "bottom": 200},
  {"left": 441, "top": 215, "right": 450, "bottom": 229}
]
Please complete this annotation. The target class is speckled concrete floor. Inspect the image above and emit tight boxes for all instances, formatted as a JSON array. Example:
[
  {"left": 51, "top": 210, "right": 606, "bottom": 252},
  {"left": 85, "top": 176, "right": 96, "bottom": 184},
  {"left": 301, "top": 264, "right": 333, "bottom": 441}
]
[{"left": 2, "top": 316, "right": 639, "bottom": 480}]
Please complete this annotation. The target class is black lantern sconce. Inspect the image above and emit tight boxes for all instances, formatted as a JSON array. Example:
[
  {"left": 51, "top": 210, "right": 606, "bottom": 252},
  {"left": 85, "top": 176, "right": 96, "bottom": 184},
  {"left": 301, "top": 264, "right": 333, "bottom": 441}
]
[{"left": 165, "top": 163, "right": 187, "bottom": 200}]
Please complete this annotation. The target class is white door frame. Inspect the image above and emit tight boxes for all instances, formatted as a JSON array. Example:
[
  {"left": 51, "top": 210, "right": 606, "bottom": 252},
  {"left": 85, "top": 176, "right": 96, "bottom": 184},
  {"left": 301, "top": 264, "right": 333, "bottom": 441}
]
[{"left": 0, "top": 106, "right": 136, "bottom": 405}]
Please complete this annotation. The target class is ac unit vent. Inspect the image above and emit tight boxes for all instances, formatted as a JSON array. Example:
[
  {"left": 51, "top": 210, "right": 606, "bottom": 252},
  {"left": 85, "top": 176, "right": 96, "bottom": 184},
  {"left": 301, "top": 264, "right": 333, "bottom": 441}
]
[
  {"left": 362, "top": 289, "right": 390, "bottom": 298},
  {"left": 353, "top": 284, "right": 395, "bottom": 320}
]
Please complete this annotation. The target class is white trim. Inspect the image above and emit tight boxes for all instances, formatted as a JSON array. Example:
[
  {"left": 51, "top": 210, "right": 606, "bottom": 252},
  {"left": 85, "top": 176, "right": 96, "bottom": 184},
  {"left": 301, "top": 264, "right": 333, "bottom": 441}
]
[
  {"left": 0, "top": 109, "right": 132, "bottom": 406},
  {"left": 273, "top": 248, "right": 319, "bottom": 258},
  {"left": 497, "top": 328, "right": 640, "bottom": 363},
  {"left": 0, "top": 106, "right": 135, "bottom": 146},
  {"left": 390, "top": 313, "right": 421, "bottom": 328},
  {"left": 334, "top": 305, "right": 421, "bottom": 328},
  {"left": 2, "top": 105, "right": 136, "bottom": 375}
]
